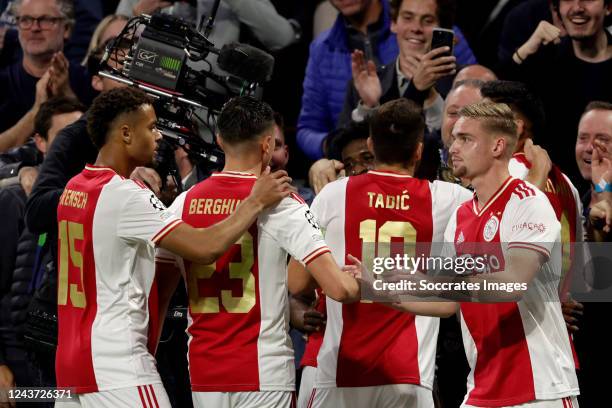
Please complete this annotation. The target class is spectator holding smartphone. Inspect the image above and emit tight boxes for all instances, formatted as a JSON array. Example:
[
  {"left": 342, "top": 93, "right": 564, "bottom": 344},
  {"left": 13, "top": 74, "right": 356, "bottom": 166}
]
[{"left": 338, "top": 0, "right": 458, "bottom": 133}]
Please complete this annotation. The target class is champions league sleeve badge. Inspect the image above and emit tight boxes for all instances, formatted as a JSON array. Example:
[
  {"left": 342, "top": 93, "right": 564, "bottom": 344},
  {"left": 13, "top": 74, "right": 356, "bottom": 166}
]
[
  {"left": 305, "top": 210, "right": 321, "bottom": 230},
  {"left": 149, "top": 194, "right": 166, "bottom": 212}
]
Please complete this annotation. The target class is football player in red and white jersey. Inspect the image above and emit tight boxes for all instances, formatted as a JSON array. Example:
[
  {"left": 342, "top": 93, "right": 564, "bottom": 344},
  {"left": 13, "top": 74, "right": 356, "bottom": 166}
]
[
  {"left": 292, "top": 99, "right": 469, "bottom": 408},
  {"left": 444, "top": 102, "right": 579, "bottom": 407},
  {"left": 481, "top": 81, "right": 587, "bottom": 296},
  {"left": 481, "top": 80, "right": 587, "bottom": 368},
  {"left": 55, "top": 88, "right": 294, "bottom": 407},
  {"left": 155, "top": 96, "right": 360, "bottom": 408}
]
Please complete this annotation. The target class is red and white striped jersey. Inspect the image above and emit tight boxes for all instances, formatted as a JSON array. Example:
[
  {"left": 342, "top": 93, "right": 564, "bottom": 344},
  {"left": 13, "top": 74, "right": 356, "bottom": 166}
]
[
  {"left": 509, "top": 153, "right": 584, "bottom": 244},
  {"left": 311, "top": 170, "right": 472, "bottom": 389},
  {"left": 56, "top": 165, "right": 183, "bottom": 393},
  {"left": 509, "top": 153, "right": 585, "bottom": 368},
  {"left": 444, "top": 177, "right": 579, "bottom": 407},
  {"left": 156, "top": 171, "right": 330, "bottom": 392},
  {"left": 509, "top": 153, "right": 586, "bottom": 293}
]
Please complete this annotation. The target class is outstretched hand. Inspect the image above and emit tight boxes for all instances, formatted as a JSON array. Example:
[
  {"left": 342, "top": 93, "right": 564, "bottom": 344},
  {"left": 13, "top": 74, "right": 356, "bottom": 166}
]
[
  {"left": 351, "top": 50, "right": 382, "bottom": 108},
  {"left": 343, "top": 254, "right": 365, "bottom": 281}
]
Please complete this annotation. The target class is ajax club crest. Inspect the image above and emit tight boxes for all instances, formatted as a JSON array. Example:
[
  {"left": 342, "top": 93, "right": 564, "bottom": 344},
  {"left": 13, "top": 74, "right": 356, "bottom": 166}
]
[{"left": 483, "top": 215, "right": 499, "bottom": 242}]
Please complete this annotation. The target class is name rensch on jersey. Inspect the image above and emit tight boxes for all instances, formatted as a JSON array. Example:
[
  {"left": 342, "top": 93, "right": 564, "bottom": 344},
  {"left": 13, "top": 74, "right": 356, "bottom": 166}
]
[{"left": 59, "top": 188, "right": 88, "bottom": 210}]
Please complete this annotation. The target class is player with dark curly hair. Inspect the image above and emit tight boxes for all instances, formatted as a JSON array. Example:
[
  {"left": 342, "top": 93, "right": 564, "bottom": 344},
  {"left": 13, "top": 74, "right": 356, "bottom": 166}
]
[{"left": 54, "top": 87, "right": 294, "bottom": 407}]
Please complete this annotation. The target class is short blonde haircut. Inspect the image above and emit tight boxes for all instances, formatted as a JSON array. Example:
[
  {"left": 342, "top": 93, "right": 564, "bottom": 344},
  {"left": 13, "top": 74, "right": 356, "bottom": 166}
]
[
  {"left": 459, "top": 102, "right": 518, "bottom": 155},
  {"left": 459, "top": 102, "right": 518, "bottom": 153}
]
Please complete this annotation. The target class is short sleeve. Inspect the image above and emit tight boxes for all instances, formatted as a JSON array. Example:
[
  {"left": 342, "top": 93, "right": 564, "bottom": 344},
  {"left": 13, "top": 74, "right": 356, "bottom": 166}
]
[
  {"left": 155, "top": 191, "right": 189, "bottom": 263},
  {"left": 259, "top": 194, "right": 330, "bottom": 265},
  {"left": 501, "top": 192, "right": 561, "bottom": 259},
  {"left": 310, "top": 177, "right": 348, "bottom": 234},
  {"left": 443, "top": 209, "right": 458, "bottom": 245},
  {"left": 439, "top": 208, "right": 459, "bottom": 260},
  {"left": 116, "top": 182, "right": 183, "bottom": 245},
  {"left": 431, "top": 181, "right": 472, "bottom": 219}
]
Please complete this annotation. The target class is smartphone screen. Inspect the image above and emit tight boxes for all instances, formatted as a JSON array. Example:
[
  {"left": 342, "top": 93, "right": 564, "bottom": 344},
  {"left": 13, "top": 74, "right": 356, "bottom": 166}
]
[{"left": 430, "top": 28, "right": 455, "bottom": 57}]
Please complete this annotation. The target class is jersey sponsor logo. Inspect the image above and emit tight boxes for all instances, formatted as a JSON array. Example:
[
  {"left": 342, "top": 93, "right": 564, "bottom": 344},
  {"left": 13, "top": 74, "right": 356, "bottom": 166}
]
[
  {"left": 511, "top": 222, "right": 546, "bottom": 233},
  {"left": 483, "top": 215, "right": 499, "bottom": 242},
  {"left": 149, "top": 194, "right": 166, "bottom": 212},
  {"left": 305, "top": 209, "right": 321, "bottom": 230}
]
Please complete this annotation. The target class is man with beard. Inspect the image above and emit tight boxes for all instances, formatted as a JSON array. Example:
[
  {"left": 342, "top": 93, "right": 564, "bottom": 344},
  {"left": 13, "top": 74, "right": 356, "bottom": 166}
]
[{"left": 444, "top": 102, "right": 580, "bottom": 407}]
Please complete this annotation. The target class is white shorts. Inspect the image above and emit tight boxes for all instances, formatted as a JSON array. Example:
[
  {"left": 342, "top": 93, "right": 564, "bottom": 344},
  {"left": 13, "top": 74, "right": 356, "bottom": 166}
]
[
  {"left": 192, "top": 390, "right": 295, "bottom": 408},
  {"left": 297, "top": 366, "right": 316, "bottom": 408},
  {"left": 308, "top": 384, "right": 434, "bottom": 408},
  {"left": 54, "top": 384, "right": 171, "bottom": 408},
  {"left": 462, "top": 395, "right": 579, "bottom": 408}
]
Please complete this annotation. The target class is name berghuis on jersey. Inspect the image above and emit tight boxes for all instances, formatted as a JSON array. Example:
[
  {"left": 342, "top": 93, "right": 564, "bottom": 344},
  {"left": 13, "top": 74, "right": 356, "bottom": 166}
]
[{"left": 188, "top": 198, "right": 242, "bottom": 215}]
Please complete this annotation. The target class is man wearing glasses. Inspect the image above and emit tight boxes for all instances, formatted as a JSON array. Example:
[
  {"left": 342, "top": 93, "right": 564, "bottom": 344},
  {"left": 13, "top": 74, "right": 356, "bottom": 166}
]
[{"left": 0, "top": 0, "right": 93, "bottom": 152}]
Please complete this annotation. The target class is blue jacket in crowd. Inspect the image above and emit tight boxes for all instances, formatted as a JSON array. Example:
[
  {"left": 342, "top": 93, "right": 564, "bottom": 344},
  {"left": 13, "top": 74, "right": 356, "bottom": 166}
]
[{"left": 297, "top": 0, "right": 476, "bottom": 160}]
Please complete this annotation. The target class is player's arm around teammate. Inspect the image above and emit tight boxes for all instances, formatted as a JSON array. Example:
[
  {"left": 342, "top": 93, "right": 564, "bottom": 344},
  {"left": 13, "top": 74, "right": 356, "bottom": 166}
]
[
  {"left": 288, "top": 253, "right": 361, "bottom": 303},
  {"left": 158, "top": 167, "right": 293, "bottom": 265}
]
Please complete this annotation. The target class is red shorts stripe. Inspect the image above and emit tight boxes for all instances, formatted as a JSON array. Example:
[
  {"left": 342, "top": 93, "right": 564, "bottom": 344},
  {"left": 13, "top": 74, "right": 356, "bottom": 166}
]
[
  {"left": 143, "top": 384, "right": 153, "bottom": 408},
  {"left": 307, "top": 388, "right": 316, "bottom": 408},
  {"left": 137, "top": 386, "right": 148, "bottom": 408},
  {"left": 148, "top": 385, "right": 160, "bottom": 408}
]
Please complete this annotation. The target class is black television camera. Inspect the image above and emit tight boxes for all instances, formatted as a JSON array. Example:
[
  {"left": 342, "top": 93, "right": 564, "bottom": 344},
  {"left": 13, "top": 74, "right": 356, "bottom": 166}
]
[{"left": 98, "top": 2, "right": 275, "bottom": 186}]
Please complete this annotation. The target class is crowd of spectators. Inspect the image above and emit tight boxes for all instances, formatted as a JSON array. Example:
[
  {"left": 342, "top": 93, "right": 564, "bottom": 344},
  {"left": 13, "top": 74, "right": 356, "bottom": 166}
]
[{"left": 0, "top": 0, "right": 611, "bottom": 407}]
